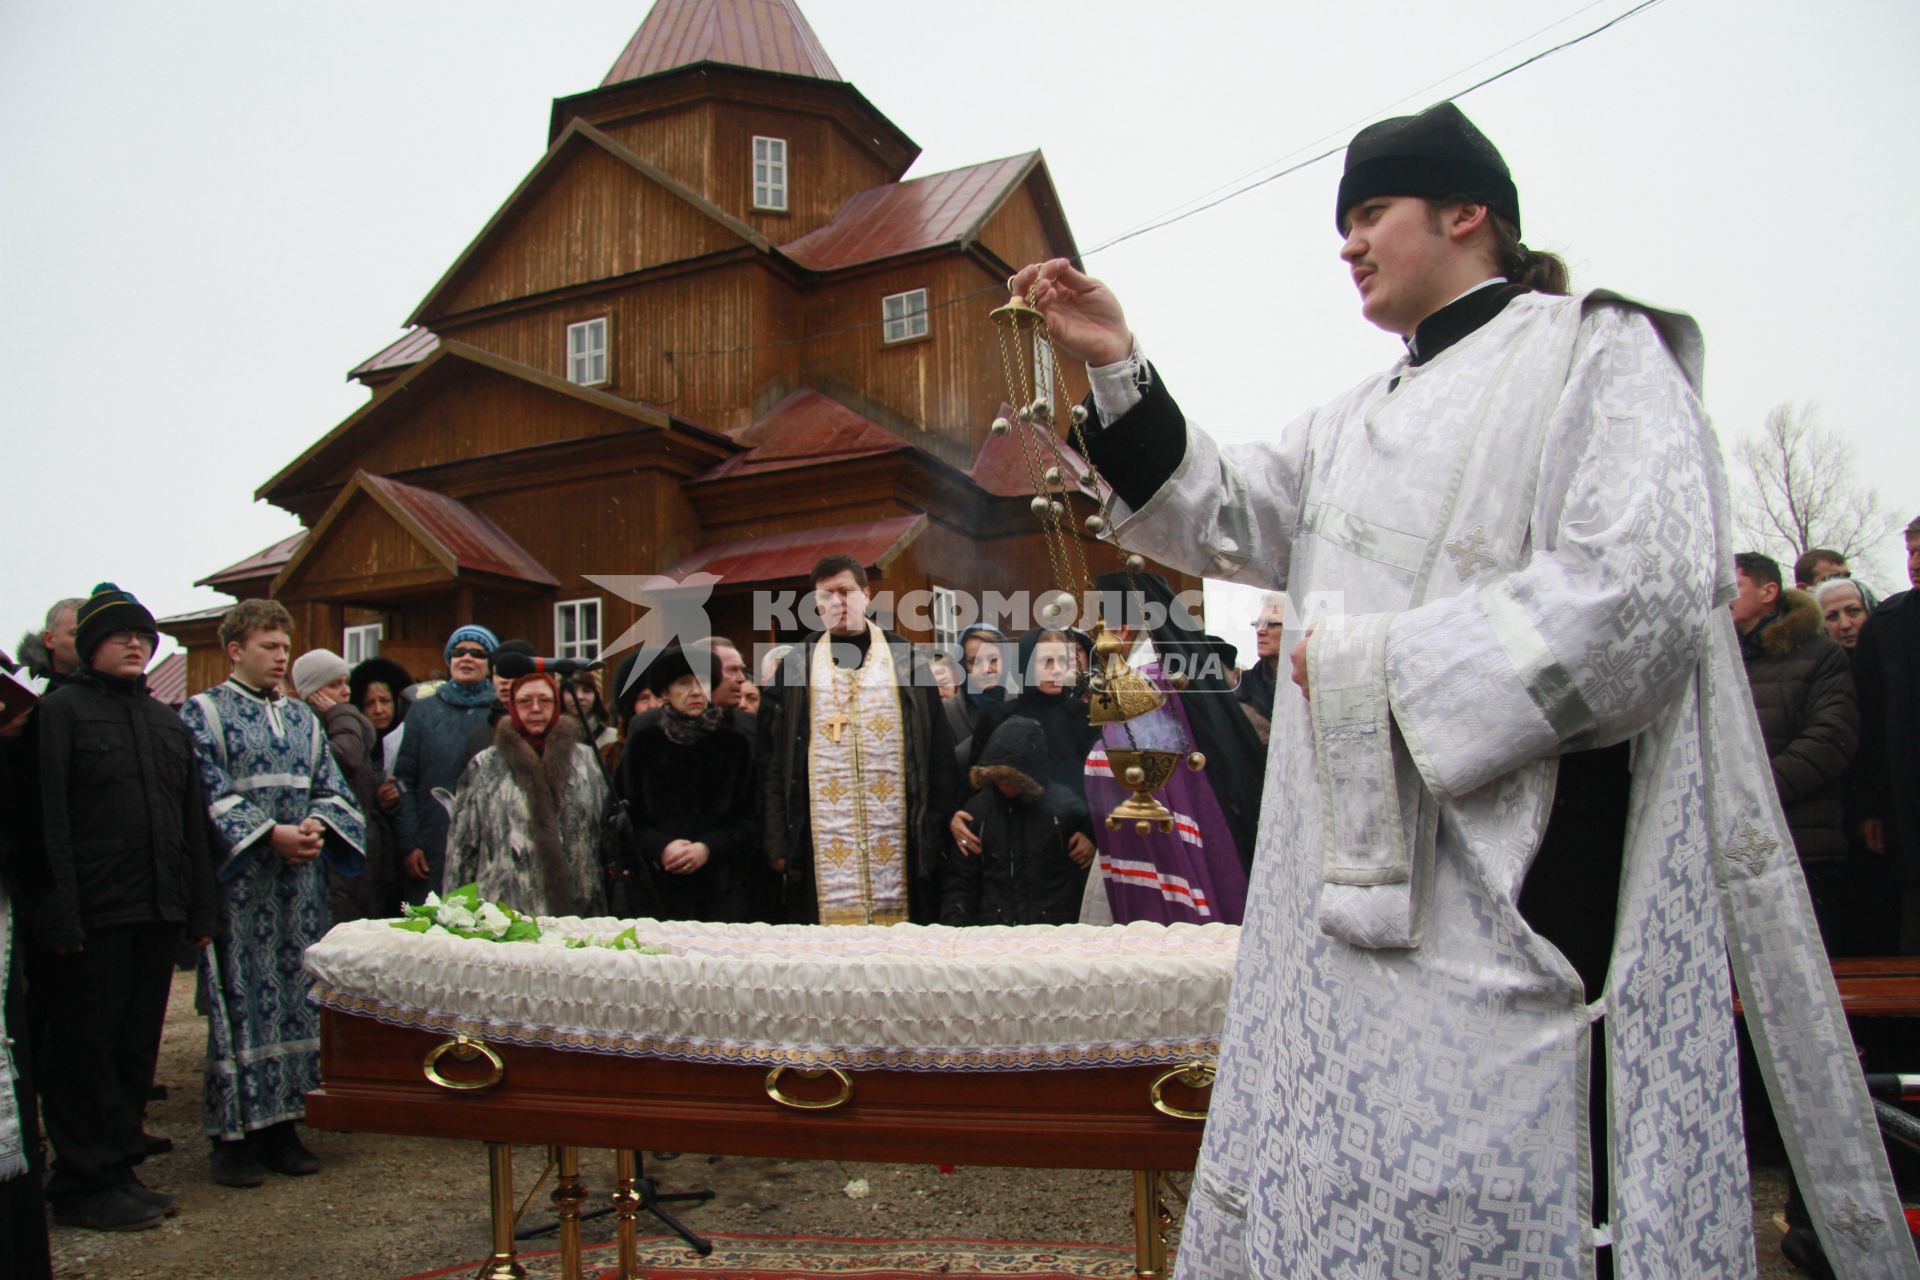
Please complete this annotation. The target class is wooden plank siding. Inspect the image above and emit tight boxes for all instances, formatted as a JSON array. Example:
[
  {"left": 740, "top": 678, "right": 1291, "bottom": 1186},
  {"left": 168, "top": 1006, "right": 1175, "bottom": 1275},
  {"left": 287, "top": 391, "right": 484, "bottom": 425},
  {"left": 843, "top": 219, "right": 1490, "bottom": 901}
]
[
  {"left": 589, "top": 103, "right": 713, "bottom": 200},
  {"left": 431, "top": 143, "right": 751, "bottom": 321}
]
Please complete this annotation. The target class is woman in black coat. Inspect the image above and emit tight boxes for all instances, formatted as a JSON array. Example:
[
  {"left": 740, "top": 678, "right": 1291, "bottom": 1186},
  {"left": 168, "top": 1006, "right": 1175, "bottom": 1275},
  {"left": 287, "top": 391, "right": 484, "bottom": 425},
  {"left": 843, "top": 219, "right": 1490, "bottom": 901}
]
[{"left": 617, "top": 646, "right": 758, "bottom": 922}]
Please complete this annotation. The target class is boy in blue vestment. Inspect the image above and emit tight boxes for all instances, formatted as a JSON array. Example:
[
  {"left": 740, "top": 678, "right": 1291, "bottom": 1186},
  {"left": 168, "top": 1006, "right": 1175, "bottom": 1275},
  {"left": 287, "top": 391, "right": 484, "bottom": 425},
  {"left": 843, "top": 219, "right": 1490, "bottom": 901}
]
[{"left": 181, "top": 599, "right": 364, "bottom": 1188}]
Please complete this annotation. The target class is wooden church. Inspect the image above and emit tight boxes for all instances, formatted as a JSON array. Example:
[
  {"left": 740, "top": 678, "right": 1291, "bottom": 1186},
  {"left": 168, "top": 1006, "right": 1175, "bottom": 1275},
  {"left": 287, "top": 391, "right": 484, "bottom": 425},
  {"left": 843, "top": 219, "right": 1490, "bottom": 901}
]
[{"left": 165, "top": 0, "right": 1167, "bottom": 693}]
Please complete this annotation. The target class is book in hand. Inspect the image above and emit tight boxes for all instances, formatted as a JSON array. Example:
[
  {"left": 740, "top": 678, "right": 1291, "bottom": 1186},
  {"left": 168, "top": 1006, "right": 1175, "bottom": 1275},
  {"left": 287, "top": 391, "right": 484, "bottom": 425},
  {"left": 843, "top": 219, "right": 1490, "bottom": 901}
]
[{"left": 0, "top": 667, "right": 48, "bottom": 728}]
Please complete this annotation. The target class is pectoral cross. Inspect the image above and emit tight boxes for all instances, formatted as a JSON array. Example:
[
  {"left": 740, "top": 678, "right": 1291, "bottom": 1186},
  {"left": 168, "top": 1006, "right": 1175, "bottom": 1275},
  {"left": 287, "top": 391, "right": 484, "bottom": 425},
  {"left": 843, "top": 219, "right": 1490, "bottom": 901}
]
[{"left": 824, "top": 710, "right": 850, "bottom": 745}]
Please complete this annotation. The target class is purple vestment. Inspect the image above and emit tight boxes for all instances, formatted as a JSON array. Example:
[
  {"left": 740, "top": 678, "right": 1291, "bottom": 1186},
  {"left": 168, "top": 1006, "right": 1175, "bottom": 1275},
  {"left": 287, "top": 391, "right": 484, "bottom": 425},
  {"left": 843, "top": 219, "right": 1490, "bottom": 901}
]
[{"left": 1084, "top": 663, "right": 1248, "bottom": 924}]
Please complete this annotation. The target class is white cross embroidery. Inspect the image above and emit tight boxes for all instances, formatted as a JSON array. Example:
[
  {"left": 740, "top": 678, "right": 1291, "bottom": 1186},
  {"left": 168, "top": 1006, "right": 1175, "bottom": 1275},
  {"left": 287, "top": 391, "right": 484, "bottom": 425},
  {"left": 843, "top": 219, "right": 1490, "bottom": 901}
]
[
  {"left": 1723, "top": 820, "right": 1778, "bottom": 876},
  {"left": 1828, "top": 1193, "right": 1885, "bottom": 1253},
  {"left": 1443, "top": 526, "right": 1500, "bottom": 579}
]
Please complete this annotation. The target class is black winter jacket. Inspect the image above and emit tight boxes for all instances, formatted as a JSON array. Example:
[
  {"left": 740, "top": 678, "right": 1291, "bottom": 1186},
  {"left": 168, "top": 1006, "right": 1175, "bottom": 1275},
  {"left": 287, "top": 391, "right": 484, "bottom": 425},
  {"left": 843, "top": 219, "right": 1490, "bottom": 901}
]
[
  {"left": 1856, "top": 588, "right": 1920, "bottom": 881},
  {"left": 31, "top": 666, "right": 218, "bottom": 948},
  {"left": 942, "top": 717, "right": 1092, "bottom": 926},
  {"left": 1740, "top": 589, "right": 1860, "bottom": 869},
  {"left": 323, "top": 701, "right": 398, "bottom": 921}
]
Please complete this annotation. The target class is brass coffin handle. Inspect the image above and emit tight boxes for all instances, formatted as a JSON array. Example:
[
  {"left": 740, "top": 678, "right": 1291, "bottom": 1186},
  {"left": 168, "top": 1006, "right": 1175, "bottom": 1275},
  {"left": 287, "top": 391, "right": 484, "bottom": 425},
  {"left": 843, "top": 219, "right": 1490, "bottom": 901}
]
[
  {"left": 764, "top": 1065, "right": 854, "bottom": 1111},
  {"left": 422, "top": 1035, "right": 506, "bottom": 1091},
  {"left": 1149, "top": 1060, "right": 1217, "bottom": 1121}
]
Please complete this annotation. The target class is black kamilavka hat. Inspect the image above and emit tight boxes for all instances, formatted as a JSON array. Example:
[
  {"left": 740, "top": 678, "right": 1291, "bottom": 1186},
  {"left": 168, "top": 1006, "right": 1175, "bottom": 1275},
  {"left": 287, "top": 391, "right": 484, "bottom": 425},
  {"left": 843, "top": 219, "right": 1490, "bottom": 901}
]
[{"left": 1336, "top": 102, "right": 1520, "bottom": 235}]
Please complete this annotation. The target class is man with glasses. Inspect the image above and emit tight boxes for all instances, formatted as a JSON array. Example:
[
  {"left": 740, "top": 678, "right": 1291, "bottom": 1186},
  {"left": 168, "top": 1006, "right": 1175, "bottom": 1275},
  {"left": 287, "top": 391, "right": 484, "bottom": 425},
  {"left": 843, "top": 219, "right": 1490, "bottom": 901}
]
[
  {"left": 31, "top": 584, "right": 216, "bottom": 1229},
  {"left": 393, "top": 625, "right": 499, "bottom": 901},
  {"left": 1235, "top": 593, "right": 1286, "bottom": 748}
]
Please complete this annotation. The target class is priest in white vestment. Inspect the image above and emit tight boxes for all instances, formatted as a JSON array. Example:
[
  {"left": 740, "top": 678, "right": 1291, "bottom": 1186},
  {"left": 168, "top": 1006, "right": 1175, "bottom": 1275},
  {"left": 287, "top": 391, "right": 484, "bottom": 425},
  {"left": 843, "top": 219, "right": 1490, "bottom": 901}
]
[
  {"left": 1014, "top": 102, "right": 1912, "bottom": 1280},
  {"left": 760, "top": 553, "right": 963, "bottom": 925}
]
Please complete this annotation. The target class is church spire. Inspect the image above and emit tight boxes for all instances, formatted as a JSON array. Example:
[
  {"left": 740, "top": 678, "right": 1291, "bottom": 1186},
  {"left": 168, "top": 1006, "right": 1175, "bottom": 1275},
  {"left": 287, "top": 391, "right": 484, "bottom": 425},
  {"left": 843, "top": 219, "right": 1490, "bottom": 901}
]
[{"left": 602, "top": 0, "right": 842, "bottom": 86}]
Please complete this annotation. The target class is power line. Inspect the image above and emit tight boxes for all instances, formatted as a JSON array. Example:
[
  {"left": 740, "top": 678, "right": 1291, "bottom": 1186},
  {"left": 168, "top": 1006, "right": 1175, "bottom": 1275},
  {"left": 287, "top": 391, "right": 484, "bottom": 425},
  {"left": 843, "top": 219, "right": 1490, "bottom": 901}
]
[{"left": 670, "top": 0, "right": 1671, "bottom": 360}]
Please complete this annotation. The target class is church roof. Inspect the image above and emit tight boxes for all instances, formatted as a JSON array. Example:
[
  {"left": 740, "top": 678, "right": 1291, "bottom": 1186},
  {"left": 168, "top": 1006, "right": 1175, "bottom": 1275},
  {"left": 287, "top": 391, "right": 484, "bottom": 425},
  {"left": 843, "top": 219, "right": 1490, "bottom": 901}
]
[
  {"left": 355, "top": 474, "right": 559, "bottom": 587},
  {"left": 694, "top": 388, "right": 906, "bottom": 482},
  {"left": 659, "top": 513, "right": 925, "bottom": 588},
  {"left": 779, "top": 153, "right": 1039, "bottom": 272},
  {"left": 349, "top": 328, "right": 439, "bottom": 383},
  {"left": 603, "top": 0, "right": 841, "bottom": 86},
  {"left": 196, "top": 530, "right": 308, "bottom": 590}
]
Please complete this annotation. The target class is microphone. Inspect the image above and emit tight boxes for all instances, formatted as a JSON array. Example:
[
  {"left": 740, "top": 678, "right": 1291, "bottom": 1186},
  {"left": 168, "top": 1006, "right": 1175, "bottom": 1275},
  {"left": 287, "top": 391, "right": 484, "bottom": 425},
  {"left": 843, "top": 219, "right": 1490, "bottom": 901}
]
[{"left": 491, "top": 653, "right": 605, "bottom": 679}]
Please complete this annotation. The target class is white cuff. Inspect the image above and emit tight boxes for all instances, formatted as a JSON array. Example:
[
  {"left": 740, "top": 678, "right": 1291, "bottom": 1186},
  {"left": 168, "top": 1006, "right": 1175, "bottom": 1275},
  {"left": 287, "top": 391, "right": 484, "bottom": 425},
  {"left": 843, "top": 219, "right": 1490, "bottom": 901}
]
[{"left": 1088, "top": 338, "right": 1149, "bottom": 426}]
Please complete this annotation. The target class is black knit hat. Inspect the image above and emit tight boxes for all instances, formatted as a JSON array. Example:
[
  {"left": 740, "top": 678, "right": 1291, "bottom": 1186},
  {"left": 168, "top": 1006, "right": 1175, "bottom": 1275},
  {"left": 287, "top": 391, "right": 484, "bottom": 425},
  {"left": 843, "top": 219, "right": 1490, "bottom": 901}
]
[
  {"left": 1336, "top": 102, "right": 1520, "bottom": 235},
  {"left": 75, "top": 582, "right": 158, "bottom": 662}
]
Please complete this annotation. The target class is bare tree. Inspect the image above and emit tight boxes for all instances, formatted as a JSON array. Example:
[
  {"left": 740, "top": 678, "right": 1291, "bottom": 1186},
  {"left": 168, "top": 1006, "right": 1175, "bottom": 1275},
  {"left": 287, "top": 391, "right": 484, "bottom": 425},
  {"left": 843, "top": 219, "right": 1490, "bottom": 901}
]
[{"left": 1733, "top": 401, "right": 1892, "bottom": 572}]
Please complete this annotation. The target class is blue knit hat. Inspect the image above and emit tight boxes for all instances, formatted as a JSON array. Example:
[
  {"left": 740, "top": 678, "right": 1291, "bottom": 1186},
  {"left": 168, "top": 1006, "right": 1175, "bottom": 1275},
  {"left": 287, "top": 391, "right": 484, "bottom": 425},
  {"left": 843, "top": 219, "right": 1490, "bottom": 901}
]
[{"left": 444, "top": 624, "right": 499, "bottom": 663}]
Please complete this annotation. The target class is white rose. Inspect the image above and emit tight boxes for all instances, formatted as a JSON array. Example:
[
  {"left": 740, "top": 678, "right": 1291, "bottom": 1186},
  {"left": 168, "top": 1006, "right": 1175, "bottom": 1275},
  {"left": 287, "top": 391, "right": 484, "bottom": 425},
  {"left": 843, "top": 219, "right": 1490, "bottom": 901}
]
[
  {"left": 477, "top": 903, "right": 511, "bottom": 935},
  {"left": 437, "top": 902, "right": 477, "bottom": 929},
  {"left": 843, "top": 1178, "right": 870, "bottom": 1199}
]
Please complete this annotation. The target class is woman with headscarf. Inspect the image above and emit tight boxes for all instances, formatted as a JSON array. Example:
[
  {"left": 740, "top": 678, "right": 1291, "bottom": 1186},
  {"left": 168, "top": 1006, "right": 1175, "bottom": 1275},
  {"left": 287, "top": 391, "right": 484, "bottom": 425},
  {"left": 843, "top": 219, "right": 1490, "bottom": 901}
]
[
  {"left": 617, "top": 646, "right": 758, "bottom": 922},
  {"left": 1079, "top": 571, "right": 1265, "bottom": 925},
  {"left": 393, "top": 625, "right": 499, "bottom": 900},
  {"left": 1811, "top": 575, "right": 1898, "bottom": 959},
  {"left": 444, "top": 672, "right": 606, "bottom": 917},
  {"left": 349, "top": 656, "right": 415, "bottom": 779}
]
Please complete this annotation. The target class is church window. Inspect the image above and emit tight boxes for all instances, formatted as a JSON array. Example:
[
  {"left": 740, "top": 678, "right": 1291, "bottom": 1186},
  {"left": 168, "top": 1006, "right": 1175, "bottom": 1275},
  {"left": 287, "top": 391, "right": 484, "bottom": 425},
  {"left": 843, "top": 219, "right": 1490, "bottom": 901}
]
[
  {"left": 882, "top": 288, "right": 929, "bottom": 344},
  {"left": 567, "top": 318, "right": 609, "bottom": 386},
  {"left": 555, "top": 598, "right": 601, "bottom": 661},
  {"left": 753, "top": 136, "right": 788, "bottom": 211},
  {"left": 931, "top": 585, "right": 960, "bottom": 656},
  {"left": 343, "top": 623, "right": 382, "bottom": 665}
]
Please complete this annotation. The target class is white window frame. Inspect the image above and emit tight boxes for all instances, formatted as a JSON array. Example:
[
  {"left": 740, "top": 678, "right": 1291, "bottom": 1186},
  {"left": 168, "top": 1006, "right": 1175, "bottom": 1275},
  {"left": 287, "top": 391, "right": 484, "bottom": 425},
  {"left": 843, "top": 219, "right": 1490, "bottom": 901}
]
[
  {"left": 555, "top": 598, "right": 602, "bottom": 662},
  {"left": 752, "top": 136, "right": 788, "bottom": 211},
  {"left": 343, "top": 623, "right": 382, "bottom": 666},
  {"left": 566, "top": 318, "right": 609, "bottom": 387},
  {"left": 930, "top": 585, "right": 960, "bottom": 656},
  {"left": 882, "top": 288, "right": 929, "bottom": 345}
]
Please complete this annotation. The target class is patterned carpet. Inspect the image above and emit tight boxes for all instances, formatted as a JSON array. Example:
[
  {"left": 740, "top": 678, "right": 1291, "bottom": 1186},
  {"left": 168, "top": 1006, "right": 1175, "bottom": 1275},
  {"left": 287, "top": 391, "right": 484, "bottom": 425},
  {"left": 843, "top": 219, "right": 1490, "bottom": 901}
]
[{"left": 394, "top": 1232, "right": 1141, "bottom": 1279}]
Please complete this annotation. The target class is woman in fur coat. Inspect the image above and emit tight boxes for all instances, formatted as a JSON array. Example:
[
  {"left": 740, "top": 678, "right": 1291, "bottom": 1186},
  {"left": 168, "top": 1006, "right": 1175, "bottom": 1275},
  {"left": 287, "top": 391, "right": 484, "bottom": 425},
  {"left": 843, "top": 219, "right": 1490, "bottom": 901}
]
[{"left": 445, "top": 673, "right": 607, "bottom": 918}]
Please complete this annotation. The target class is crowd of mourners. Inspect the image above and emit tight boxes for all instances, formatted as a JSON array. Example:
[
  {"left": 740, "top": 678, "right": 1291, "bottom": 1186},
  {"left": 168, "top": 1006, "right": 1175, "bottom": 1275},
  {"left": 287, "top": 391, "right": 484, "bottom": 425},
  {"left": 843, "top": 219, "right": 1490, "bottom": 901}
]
[{"left": 0, "top": 517, "right": 1916, "bottom": 1263}]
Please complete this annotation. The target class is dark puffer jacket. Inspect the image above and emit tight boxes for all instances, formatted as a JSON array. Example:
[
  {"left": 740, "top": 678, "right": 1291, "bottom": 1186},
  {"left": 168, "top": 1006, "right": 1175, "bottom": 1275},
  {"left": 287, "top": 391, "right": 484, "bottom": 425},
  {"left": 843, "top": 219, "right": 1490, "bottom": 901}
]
[
  {"left": 1739, "top": 588, "right": 1859, "bottom": 869},
  {"left": 323, "top": 701, "right": 398, "bottom": 921},
  {"left": 31, "top": 666, "right": 218, "bottom": 949},
  {"left": 942, "top": 717, "right": 1093, "bottom": 926}
]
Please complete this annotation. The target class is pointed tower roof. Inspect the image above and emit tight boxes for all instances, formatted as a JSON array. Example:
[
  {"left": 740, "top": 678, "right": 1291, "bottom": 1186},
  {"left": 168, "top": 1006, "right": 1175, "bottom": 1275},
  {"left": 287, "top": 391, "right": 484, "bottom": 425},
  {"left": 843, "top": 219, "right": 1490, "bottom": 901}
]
[{"left": 603, "top": 0, "right": 841, "bottom": 86}]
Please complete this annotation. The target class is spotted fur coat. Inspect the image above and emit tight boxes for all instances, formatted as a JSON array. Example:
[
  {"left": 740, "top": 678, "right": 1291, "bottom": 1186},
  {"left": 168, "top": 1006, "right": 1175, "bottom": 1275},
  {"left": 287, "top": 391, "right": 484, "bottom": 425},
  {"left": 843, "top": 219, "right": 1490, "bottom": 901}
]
[{"left": 444, "top": 716, "right": 607, "bottom": 918}]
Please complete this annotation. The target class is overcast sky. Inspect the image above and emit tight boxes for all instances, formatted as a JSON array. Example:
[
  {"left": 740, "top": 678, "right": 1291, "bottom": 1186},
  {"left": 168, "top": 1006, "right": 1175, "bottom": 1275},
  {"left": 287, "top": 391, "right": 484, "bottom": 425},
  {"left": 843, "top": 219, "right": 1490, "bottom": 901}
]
[{"left": 4, "top": 0, "right": 1915, "bottom": 663}]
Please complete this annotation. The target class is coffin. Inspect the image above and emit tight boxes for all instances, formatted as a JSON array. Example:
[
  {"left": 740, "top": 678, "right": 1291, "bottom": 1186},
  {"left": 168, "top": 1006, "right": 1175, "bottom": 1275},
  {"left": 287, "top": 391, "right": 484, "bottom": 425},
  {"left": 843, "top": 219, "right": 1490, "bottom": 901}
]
[{"left": 305, "top": 918, "right": 1238, "bottom": 1170}]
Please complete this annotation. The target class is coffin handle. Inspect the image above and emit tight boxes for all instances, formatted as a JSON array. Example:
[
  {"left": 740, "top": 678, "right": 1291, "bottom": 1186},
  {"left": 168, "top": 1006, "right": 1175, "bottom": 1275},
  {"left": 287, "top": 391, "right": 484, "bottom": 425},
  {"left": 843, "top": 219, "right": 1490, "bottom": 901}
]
[
  {"left": 764, "top": 1065, "right": 854, "bottom": 1111},
  {"left": 423, "top": 1035, "right": 506, "bottom": 1091},
  {"left": 1148, "top": 1060, "right": 1215, "bottom": 1121}
]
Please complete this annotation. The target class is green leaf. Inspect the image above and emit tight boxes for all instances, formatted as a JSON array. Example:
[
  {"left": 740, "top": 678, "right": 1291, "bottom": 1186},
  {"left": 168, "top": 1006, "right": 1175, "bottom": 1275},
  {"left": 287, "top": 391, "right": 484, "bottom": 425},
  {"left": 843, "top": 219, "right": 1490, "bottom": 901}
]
[{"left": 390, "top": 918, "right": 433, "bottom": 933}]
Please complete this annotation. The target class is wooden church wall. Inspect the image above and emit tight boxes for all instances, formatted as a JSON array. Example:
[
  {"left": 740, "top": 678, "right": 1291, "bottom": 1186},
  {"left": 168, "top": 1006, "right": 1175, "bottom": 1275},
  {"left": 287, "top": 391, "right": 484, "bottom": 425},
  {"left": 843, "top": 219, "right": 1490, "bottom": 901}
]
[
  {"left": 321, "top": 371, "right": 638, "bottom": 489},
  {"left": 430, "top": 144, "right": 749, "bottom": 322},
  {"left": 592, "top": 105, "right": 713, "bottom": 199},
  {"left": 714, "top": 104, "right": 897, "bottom": 242},
  {"left": 443, "top": 260, "right": 794, "bottom": 434}
]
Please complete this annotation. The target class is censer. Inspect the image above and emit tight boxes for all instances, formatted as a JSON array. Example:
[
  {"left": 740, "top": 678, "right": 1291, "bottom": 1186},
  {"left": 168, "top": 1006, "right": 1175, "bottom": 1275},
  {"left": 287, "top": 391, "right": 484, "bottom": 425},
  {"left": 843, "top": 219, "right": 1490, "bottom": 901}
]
[{"left": 989, "top": 288, "right": 1205, "bottom": 834}]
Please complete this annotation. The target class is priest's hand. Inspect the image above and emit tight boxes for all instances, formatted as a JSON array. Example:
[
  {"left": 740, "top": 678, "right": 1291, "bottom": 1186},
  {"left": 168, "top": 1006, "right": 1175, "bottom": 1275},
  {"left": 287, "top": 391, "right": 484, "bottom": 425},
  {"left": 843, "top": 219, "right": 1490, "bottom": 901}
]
[
  {"left": 1008, "top": 259, "right": 1133, "bottom": 368},
  {"left": 404, "top": 848, "right": 430, "bottom": 880},
  {"left": 950, "top": 810, "right": 980, "bottom": 857},
  {"left": 270, "top": 822, "right": 323, "bottom": 864},
  {"left": 1067, "top": 831, "right": 1096, "bottom": 868}
]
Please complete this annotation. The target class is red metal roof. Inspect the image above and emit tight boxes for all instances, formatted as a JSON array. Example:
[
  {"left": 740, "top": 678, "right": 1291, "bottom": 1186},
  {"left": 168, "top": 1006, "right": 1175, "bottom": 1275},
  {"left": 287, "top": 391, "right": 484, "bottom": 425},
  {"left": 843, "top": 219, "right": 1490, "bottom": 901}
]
[
  {"left": 349, "top": 328, "right": 439, "bottom": 381},
  {"left": 779, "top": 153, "right": 1035, "bottom": 272},
  {"left": 145, "top": 652, "right": 186, "bottom": 708},
  {"left": 660, "top": 514, "right": 925, "bottom": 587},
  {"left": 603, "top": 0, "right": 841, "bottom": 86},
  {"left": 696, "top": 389, "right": 905, "bottom": 482},
  {"left": 357, "top": 474, "right": 558, "bottom": 586},
  {"left": 196, "top": 531, "right": 307, "bottom": 590},
  {"left": 968, "top": 402, "right": 1101, "bottom": 500}
]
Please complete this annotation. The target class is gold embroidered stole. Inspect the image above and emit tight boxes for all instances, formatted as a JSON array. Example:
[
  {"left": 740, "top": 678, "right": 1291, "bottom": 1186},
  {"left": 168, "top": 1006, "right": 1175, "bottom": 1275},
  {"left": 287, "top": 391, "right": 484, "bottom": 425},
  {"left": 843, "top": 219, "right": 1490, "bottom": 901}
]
[{"left": 807, "top": 624, "right": 909, "bottom": 925}]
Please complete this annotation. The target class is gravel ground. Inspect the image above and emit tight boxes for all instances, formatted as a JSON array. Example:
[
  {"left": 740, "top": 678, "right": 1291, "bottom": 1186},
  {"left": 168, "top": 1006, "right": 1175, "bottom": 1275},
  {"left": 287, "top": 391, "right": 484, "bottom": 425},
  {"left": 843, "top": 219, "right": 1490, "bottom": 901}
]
[{"left": 46, "top": 971, "right": 1810, "bottom": 1279}]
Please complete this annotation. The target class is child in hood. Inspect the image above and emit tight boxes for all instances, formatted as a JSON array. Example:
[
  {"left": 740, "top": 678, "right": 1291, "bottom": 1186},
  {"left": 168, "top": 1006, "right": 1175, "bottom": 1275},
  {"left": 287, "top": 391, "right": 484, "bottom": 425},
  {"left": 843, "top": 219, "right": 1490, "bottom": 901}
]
[{"left": 942, "top": 717, "right": 1094, "bottom": 926}]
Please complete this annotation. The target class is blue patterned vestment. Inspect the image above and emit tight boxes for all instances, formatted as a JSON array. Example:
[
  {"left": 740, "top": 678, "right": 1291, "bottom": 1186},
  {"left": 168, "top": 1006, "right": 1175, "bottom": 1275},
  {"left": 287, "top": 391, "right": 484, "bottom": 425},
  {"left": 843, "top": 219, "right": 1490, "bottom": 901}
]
[{"left": 182, "top": 679, "right": 364, "bottom": 1139}]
